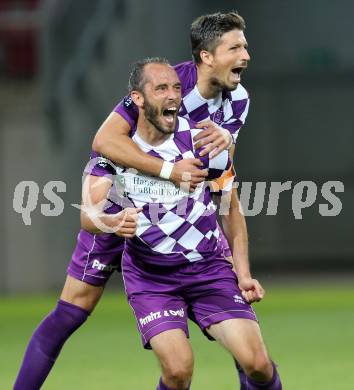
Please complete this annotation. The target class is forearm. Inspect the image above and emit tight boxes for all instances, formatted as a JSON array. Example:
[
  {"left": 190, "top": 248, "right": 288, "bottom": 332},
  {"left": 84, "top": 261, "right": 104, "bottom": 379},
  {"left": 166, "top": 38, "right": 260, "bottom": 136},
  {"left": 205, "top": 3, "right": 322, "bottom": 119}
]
[
  {"left": 80, "top": 208, "right": 114, "bottom": 234},
  {"left": 81, "top": 214, "right": 100, "bottom": 234},
  {"left": 95, "top": 134, "right": 163, "bottom": 176},
  {"left": 80, "top": 174, "right": 114, "bottom": 234},
  {"left": 220, "top": 189, "right": 251, "bottom": 279},
  {"left": 93, "top": 112, "right": 163, "bottom": 177}
]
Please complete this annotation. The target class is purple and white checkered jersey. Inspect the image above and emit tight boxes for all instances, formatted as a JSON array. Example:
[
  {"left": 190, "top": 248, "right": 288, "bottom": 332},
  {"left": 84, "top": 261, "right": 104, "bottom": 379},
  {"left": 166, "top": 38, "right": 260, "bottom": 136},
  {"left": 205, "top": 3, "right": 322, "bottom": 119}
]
[
  {"left": 89, "top": 117, "right": 231, "bottom": 266},
  {"left": 115, "top": 61, "right": 250, "bottom": 144}
]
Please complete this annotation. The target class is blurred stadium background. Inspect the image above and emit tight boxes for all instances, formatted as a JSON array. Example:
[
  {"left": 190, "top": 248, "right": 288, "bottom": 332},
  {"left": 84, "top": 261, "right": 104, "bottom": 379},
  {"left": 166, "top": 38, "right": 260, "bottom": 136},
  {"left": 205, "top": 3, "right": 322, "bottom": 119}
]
[{"left": 0, "top": 0, "right": 353, "bottom": 389}]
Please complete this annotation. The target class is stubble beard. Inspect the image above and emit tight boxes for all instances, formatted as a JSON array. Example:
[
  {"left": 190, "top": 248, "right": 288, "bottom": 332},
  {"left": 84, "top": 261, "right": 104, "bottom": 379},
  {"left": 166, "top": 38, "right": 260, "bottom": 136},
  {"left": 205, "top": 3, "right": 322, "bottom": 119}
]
[
  {"left": 209, "top": 76, "right": 238, "bottom": 94},
  {"left": 144, "top": 99, "right": 175, "bottom": 135}
]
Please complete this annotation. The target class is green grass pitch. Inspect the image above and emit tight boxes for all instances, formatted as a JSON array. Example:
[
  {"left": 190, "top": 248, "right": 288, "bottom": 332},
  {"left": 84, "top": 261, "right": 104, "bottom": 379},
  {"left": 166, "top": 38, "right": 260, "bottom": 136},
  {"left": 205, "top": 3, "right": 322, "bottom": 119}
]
[{"left": 1, "top": 282, "right": 354, "bottom": 389}]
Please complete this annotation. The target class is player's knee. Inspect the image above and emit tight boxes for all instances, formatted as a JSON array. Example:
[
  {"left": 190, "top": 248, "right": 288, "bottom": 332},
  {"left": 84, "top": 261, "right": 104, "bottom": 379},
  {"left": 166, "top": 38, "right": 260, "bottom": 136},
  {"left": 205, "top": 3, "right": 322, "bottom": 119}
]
[
  {"left": 162, "top": 355, "right": 193, "bottom": 387},
  {"left": 164, "top": 369, "right": 192, "bottom": 389},
  {"left": 242, "top": 353, "right": 273, "bottom": 381}
]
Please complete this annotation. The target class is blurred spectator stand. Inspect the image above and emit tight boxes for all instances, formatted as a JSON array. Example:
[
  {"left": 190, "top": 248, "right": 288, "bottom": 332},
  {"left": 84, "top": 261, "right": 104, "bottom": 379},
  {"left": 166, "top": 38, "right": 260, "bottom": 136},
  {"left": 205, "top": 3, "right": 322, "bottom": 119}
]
[{"left": 0, "top": 0, "right": 41, "bottom": 77}]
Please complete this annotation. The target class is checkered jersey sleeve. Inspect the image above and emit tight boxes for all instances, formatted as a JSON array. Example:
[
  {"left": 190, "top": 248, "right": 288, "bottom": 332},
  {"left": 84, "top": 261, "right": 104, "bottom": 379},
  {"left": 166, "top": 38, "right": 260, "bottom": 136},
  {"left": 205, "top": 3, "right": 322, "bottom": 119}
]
[
  {"left": 113, "top": 96, "right": 138, "bottom": 129},
  {"left": 222, "top": 84, "right": 250, "bottom": 144},
  {"left": 83, "top": 151, "right": 116, "bottom": 178},
  {"left": 81, "top": 151, "right": 125, "bottom": 215}
]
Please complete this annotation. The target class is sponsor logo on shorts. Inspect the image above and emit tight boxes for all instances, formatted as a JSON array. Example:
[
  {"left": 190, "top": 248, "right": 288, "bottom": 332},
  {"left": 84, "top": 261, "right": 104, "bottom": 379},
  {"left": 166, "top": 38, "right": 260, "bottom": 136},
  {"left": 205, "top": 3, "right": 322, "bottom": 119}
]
[
  {"left": 139, "top": 308, "right": 185, "bottom": 326},
  {"left": 91, "top": 259, "right": 118, "bottom": 272},
  {"left": 233, "top": 294, "right": 245, "bottom": 304}
]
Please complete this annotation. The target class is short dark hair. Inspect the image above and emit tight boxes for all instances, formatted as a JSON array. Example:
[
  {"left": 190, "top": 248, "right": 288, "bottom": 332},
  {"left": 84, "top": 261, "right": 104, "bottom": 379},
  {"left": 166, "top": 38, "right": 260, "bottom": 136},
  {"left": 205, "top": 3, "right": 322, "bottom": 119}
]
[
  {"left": 128, "top": 57, "right": 170, "bottom": 92},
  {"left": 190, "top": 11, "right": 246, "bottom": 64}
]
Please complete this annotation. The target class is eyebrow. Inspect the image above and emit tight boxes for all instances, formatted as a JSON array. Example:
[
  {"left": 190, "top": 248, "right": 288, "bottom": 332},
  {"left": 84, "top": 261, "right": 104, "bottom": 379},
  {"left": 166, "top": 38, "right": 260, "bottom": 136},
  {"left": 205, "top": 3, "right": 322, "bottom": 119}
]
[
  {"left": 155, "top": 82, "right": 182, "bottom": 88},
  {"left": 231, "top": 42, "right": 248, "bottom": 47}
]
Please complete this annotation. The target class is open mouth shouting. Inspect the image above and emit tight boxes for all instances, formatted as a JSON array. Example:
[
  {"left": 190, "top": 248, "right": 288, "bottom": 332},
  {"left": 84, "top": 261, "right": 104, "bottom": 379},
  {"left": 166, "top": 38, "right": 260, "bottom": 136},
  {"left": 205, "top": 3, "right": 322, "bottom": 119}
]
[
  {"left": 162, "top": 106, "right": 178, "bottom": 126},
  {"left": 230, "top": 66, "right": 245, "bottom": 83}
]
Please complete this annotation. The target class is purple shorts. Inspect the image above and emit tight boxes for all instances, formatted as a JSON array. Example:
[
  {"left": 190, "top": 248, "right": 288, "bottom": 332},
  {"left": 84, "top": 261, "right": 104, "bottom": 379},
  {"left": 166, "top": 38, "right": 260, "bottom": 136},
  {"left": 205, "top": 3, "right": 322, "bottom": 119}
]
[
  {"left": 122, "top": 252, "right": 257, "bottom": 349},
  {"left": 67, "top": 229, "right": 125, "bottom": 286}
]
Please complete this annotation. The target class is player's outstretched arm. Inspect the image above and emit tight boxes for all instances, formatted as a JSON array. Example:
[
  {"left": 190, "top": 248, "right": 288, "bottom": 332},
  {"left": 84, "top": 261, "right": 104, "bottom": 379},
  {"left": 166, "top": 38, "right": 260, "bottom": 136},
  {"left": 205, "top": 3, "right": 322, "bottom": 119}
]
[
  {"left": 92, "top": 112, "right": 207, "bottom": 190},
  {"left": 217, "top": 185, "right": 265, "bottom": 304},
  {"left": 80, "top": 174, "right": 141, "bottom": 237}
]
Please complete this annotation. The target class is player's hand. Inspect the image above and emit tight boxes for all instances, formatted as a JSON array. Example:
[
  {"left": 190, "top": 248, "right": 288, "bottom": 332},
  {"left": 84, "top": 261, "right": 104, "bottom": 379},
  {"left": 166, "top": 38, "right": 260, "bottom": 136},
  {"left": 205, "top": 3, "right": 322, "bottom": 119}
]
[
  {"left": 113, "top": 207, "right": 142, "bottom": 238},
  {"left": 194, "top": 120, "right": 232, "bottom": 159},
  {"left": 238, "top": 276, "right": 265, "bottom": 303},
  {"left": 170, "top": 158, "right": 208, "bottom": 192},
  {"left": 98, "top": 207, "right": 142, "bottom": 237}
]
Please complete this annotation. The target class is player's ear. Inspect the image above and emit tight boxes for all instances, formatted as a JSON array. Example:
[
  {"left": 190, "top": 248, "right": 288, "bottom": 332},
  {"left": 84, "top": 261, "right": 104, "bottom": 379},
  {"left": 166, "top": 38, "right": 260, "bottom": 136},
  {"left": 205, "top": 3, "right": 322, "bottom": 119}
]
[
  {"left": 131, "top": 90, "right": 144, "bottom": 108},
  {"left": 200, "top": 50, "right": 213, "bottom": 66}
]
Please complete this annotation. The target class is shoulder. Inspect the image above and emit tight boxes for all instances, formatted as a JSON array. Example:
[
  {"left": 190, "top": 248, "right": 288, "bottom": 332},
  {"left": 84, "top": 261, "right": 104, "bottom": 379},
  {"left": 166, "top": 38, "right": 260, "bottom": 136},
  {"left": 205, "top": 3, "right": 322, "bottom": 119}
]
[
  {"left": 173, "top": 60, "right": 196, "bottom": 78},
  {"left": 173, "top": 61, "right": 197, "bottom": 93},
  {"left": 84, "top": 150, "right": 116, "bottom": 176}
]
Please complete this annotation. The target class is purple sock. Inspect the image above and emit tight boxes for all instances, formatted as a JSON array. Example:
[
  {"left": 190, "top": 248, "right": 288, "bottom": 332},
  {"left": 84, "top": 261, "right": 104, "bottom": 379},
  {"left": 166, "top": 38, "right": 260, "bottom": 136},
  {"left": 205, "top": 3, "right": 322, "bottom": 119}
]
[
  {"left": 234, "top": 359, "right": 248, "bottom": 388},
  {"left": 237, "top": 361, "right": 282, "bottom": 390},
  {"left": 156, "top": 377, "right": 190, "bottom": 390},
  {"left": 14, "top": 300, "right": 89, "bottom": 390}
]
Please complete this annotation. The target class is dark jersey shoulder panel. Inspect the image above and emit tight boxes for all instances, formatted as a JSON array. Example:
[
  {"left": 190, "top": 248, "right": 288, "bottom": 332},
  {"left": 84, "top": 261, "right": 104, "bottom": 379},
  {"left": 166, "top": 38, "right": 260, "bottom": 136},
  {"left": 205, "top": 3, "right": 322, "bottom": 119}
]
[{"left": 173, "top": 61, "right": 197, "bottom": 96}]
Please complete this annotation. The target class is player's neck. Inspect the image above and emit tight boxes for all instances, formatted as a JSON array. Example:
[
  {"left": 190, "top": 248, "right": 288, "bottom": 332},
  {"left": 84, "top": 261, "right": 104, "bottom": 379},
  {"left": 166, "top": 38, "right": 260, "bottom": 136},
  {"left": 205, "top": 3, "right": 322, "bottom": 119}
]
[
  {"left": 137, "top": 116, "right": 171, "bottom": 146},
  {"left": 196, "top": 65, "right": 221, "bottom": 100}
]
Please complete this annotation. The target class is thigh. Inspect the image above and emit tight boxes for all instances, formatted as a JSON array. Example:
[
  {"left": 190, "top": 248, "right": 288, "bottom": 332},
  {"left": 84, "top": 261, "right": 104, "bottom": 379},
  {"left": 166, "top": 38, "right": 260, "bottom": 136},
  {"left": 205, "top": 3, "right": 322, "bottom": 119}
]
[
  {"left": 207, "top": 318, "right": 269, "bottom": 365},
  {"left": 60, "top": 275, "right": 104, "bottom": 312}
]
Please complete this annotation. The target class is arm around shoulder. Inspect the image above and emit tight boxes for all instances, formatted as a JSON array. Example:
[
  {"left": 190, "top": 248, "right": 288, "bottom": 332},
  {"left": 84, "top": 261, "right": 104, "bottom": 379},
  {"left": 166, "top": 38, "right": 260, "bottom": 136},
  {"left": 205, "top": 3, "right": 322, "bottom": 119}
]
[{"left": 92, "top": 112, "right": 163, "bottom": 177}]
